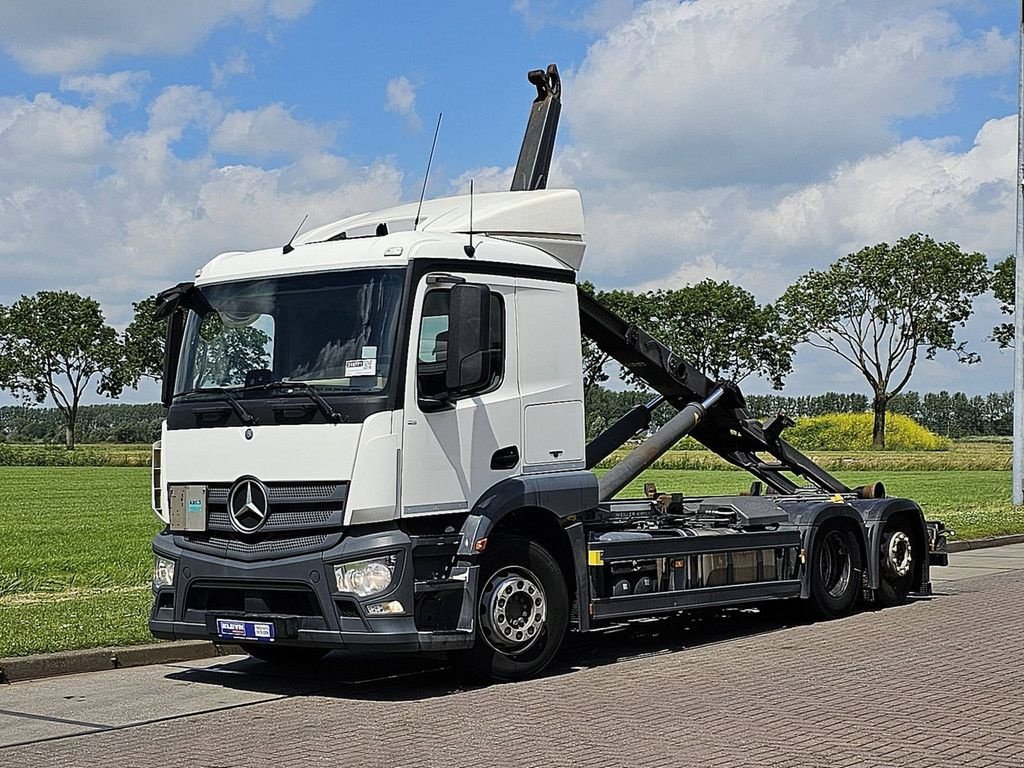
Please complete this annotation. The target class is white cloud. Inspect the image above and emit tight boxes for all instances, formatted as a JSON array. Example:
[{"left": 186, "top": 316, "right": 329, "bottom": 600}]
[
  {"left": 210, "top": 104, "right": 336, "bottom": 158},
  {"left": 0, "top": 94, "right": 111, "bottom": 183},
  {"left": 211, "top": 50, "right": 252, "bottom": 88},
  {"left": 449, "top": 165, "right": 514, "bottom": 194},
  {"left": 0, "top": 88, "right": 403, "bottom": 328},
  {"left": 60, "top": 70, "right": 151, "bottom": 108},
  {"left": 565, "top": 0, "right": 1013, "bottom": 188},
  {"left": 385, "top": 75, "right": 423, "bottom": 132},
  {"left": 0, "top": 1, "right": 317, "bottom": 74}
]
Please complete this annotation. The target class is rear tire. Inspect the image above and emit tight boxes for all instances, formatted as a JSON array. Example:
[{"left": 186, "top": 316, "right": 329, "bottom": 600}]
[
  {"left": 240, "top": 644, "right": 329, "bottom": 666},
  {"left": 807, "top": 525, "right": 863, "bottom": 619},
  {"left": 450, "top": 535, "right": 569, "bottom": 683},
  {"left": 876, "top": 522, "right": 915, "bottom": 608}
]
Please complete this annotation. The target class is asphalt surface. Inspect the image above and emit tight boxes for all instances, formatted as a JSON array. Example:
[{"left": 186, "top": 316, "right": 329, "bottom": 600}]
[{"left": 1, "top": 545, "right": 1022, "bottom": 767}]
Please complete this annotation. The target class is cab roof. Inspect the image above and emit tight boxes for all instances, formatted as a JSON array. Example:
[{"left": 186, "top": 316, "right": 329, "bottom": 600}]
[{"left": 196, "top": 189, "right": 586, "bottom": 285}]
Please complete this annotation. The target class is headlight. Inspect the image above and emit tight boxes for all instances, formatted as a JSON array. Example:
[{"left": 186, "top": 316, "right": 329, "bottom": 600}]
[
  {"left": 334, "top": 555, "right": 396, "bottom": 597},
  {"left": 153, "top": 556, "right": 175, "bottom": 589}
]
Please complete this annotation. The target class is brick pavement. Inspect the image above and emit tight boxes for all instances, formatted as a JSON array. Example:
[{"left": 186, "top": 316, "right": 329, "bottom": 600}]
[{"left": 1, "top": 569, "right": 1022, "bottom": 768}]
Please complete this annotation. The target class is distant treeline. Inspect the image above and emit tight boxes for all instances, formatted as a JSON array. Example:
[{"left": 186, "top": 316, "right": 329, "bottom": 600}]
[
  {"left": 0, "top": 390, "right": 1014, "bottom": 445},
  {"left": 0, "top": 404, "right": 165, "bottom": 445},
  {"left": 586, "top": 388, "right": 1014, "bottom": 441}
]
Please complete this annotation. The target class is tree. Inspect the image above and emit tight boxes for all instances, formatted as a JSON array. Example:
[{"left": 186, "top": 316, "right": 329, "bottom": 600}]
[
  {"left": 631, "top": 281, "right": 793, "bottom": 388},
  {"left": 991, "top": 255, "right": 1014, "bottom": 348},
  {"left": 122, "top": 295, "right": 166, "bottom": 383},
  {"left": 778, "top": 234, "right": 989, "bottom": 448},
  {"left": 0, "top": 291, "right": 127, "bottom": 449}
]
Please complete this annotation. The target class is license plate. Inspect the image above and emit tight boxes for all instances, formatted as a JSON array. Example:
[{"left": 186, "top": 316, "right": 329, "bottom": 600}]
[{"left": 216, "top": 618, "right": 275, "bottom": 642}]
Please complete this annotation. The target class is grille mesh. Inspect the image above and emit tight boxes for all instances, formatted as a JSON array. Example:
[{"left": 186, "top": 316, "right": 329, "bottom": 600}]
[
  {"left": 185, "top": 533, "right": 332, "bottom": 556},
  {"left": 208, "top": 508, "right": 335, "bottom": 530}
]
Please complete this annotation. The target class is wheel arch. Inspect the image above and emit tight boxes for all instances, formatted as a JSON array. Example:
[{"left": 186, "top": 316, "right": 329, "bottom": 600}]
[{"left": 800, "top": 506, "right": 868, "bottom": 600}]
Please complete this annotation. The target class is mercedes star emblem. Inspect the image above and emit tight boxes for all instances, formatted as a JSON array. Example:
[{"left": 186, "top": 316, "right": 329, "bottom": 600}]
[{"left": 227, "top": 477, "right": 271, "bottom": 534}]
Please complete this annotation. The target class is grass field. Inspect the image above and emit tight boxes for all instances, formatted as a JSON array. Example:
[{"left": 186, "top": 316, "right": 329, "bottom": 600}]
[{"left": 1, "top": 451, "right": 1023, "bottom": 657}]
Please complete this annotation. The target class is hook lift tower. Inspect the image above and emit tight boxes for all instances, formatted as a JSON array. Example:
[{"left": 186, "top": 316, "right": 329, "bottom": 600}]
[{"left": 148, "top": 64, "right": 949, "bottom": 681}]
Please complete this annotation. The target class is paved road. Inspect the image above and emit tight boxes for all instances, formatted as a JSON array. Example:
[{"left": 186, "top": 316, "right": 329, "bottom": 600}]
[{"left": 2, "top": 545, "right": 1023, "bottom": 767}]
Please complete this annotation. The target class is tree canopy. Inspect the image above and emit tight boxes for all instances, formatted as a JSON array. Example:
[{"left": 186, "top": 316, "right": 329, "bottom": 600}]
[
  {"left": 0, "top": 291, "right": 128, "bottom": 449},
  {"left": 580, "top": 280, "right": 794, "bottom": 395},
  {"left": 777, "top": 234, "right": 989, "bottom": 448},
  {"left": 991, "top": 255, "right": 1014, "bottom": 349}
]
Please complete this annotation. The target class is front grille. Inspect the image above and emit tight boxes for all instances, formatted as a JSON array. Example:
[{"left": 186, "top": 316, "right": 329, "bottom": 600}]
[
  {"left": 182, "top": 532, "right": 336, "bottom": 559},
  {"left": 174, "top": 479, "right": 348, "bottom": 560},
  {"left": 207, "top": 507, "right": 334, "bottom": 530}
]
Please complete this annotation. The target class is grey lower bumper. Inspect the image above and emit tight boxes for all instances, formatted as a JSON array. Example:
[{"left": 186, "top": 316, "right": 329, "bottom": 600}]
[{"left": 149, "top": 527, "right": 475, "bottom": 652}]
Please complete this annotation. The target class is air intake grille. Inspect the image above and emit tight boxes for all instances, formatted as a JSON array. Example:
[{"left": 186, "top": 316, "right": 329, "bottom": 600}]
[{"left": 184, "top": 532, "right": 334, "bottom": 558}]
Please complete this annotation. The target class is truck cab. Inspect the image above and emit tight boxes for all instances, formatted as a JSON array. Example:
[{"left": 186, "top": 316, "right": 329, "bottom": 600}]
[{"left": 150, "top": 189, "right": 598, "bottom": 677}]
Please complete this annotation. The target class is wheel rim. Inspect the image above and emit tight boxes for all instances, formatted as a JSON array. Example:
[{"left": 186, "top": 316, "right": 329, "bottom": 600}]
[
  {"left": 883, "top": 530, "right": 913, "bottom": 578},
  {"left": 818, "top": 530, "right": 852, "bottom": 599},
  {"left": 479, "top": 566, "right": 547, "bottom": 653}
]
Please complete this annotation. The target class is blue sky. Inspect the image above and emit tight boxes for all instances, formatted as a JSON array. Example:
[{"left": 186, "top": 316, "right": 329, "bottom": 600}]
[{"left": 0, "top": 0, "right": 1019, "bottom": 403}]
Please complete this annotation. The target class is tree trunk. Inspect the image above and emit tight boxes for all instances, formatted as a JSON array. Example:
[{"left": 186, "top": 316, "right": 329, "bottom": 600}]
[
  {"left": 65, "top": 416, "right": 76, "bottom": 450},
  {"left": 872, "top": 393, "right": 887, "bottom": 450}
]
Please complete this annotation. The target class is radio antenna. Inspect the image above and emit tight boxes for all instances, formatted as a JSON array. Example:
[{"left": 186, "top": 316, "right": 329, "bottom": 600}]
[
  {"left": 464, "top": 179, "right": 475, "bottom": 258},
  {"left": 282, "top": 213, "right": 309, "bottom": 254},
  {"left": 414, "top": 112, "right": 442, "bottom": 230}
]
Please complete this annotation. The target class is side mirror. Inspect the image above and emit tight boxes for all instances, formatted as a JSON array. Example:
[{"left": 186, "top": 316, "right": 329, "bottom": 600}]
[
  {"left": 445, "top": 283, "right": 492, "bottom": 396},
  {"left": 161, "top": 311, "right": 185, "bottom": 408}
]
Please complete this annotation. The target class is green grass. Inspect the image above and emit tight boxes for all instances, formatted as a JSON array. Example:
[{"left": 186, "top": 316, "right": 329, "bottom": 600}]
[
  {"left": 0, "top": 467, "right": 160, "bottom": 657},
  {"left": 1, "top": 459, "right": 1023, "bottom": 657},
  {"left": 0, "top": 588, "right": 153, "bottom": 656}
]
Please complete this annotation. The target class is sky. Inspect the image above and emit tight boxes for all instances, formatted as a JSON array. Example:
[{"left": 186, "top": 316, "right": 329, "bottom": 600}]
[{"left": 0, "top": 0, "right": 1019, "bottom": 404}]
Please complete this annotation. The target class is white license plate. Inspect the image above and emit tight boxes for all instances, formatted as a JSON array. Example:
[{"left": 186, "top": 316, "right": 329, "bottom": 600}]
[{"left": 216, "top": 619, "right": 275, "bottom": 642}]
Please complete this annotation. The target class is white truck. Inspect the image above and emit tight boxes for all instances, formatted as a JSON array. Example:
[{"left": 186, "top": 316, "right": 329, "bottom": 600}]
[{"left": 148, "top": 65, "right": 948, "bottom": 681}]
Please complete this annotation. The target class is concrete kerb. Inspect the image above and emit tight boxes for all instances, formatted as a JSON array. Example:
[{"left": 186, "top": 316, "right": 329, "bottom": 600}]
[
  {"left": 3, "top": 533, "right": 1023, "bottom": 684},
  {"left": 946, "top": 533, "right": 1024, "bottom": 553},
  {"left": 0, "top": 640, "right": 242, "bottom": 684}
]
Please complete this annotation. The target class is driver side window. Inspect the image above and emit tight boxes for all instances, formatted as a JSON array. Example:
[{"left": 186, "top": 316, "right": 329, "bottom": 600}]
[{"left": 417, "top": 286, "right": 504, "bottom": 397}]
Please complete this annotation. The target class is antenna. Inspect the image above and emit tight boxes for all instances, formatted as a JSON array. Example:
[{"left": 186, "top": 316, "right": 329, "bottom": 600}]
[
  {"left": 414, "top": 112, "right": 443, "bottom": 230},
  {"left": 464, "top": 179, "right": 475, "bottom": 258},
  {"left": 282, "top": 213, "right": 309, "bottom": 254}
]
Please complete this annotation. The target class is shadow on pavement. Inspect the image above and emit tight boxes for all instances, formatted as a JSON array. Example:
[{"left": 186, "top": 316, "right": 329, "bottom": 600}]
[{"left": 162, "top": 606, "right": 807, "bottom": 702}]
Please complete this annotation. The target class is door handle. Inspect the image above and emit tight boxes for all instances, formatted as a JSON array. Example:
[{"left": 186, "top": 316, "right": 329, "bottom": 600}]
[{"left": 490, "top": 445, "right": 520, "bottom": 470}]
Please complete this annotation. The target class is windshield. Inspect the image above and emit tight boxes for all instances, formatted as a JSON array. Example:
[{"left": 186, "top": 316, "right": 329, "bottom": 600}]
[{"left": 174, "top": 268, "right": 404, "bottom": 398}]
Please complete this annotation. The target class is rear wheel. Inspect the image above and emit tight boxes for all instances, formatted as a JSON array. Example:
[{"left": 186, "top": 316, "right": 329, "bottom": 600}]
[
  {"left": 240, "top": 644, "right": 329, "bottom": 666},
  {"left": 807, "top": 525, "right": 863, "bottom": 619},
  {"left": 876, "top": 522, "right": 915, "bottom": 607},
  {"left": 451, "top": 535, "right": 569, "bottom": 682}
]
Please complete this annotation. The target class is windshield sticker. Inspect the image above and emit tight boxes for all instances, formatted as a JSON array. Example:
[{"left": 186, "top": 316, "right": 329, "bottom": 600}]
[
  {"left": 345, "top": 358, "right": 377, "bottom": 377},
  {"left": 361, "top": 345, "right": 377, "bottom": 359}
]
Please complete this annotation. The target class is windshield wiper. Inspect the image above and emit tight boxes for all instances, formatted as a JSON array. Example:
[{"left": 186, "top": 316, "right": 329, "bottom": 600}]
[
  {"left": 247, "top": 380, "right": 343, "bottom": 423},
  {"left": 182, "top": 386, "right": 257, "bottom": 425}
]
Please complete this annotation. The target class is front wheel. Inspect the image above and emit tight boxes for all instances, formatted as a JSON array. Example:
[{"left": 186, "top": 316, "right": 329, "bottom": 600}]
[
  {"left": 807, "top": 525, "right": 863, "bottom": 619},
  {"left": 451, "top": 536, "right": 569, "bottom": 682}
]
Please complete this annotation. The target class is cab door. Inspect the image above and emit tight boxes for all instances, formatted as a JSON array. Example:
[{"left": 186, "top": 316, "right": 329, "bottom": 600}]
[{"left": 400, "top": 273, "right": 520, "bottom": 517}]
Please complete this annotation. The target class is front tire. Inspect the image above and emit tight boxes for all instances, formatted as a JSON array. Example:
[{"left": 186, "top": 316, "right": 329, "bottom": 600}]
[
  {"left": 807, "top": 525, "right": 863, "bottom": 619},
  {"left": 451, "top": 535, "right": 569, "bottom": 682}
]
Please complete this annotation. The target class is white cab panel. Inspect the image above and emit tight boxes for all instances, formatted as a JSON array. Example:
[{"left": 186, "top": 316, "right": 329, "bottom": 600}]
[
  {"left": 523, "top": 401, "right": 585, "bottom": 470},
  {"left": 515, "top": 279, "right": 586, "bottom": 472},
  {"left": 161, "top": 422, "right": 362, "bottom": 485}
]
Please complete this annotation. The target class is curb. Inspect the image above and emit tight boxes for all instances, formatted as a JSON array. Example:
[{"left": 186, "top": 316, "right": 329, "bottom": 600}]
[
  {"left": 947, "top": 533, "right": 1024, "bottom": 553},
  {"left": 0, "top": 640, "right": 242, "bottom": 684}
]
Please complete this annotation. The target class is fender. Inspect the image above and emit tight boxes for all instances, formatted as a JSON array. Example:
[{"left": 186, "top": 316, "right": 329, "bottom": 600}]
[
  {"left": 456, "top": 470, "right": 598, "bottom": 629},
  {"left": 788, "top": 502, "right": 868, "bottom": 600}
]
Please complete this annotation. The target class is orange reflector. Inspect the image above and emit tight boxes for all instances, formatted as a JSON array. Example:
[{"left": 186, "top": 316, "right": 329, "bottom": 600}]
[{"left": 474, "top": 538, "right": 488, "bottom": 552}]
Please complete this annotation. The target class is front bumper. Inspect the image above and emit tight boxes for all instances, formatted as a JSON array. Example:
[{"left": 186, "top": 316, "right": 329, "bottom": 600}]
[{"left": 149, "top": 527, "right": 476, "bottom": 652}]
